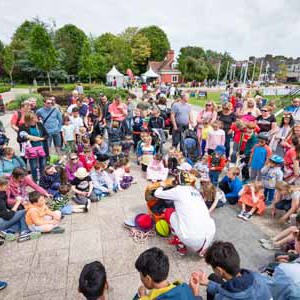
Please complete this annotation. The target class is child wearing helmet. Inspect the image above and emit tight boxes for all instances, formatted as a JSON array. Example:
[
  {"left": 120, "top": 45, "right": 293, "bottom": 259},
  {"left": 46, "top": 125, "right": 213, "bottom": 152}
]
[
  {"left": 261, "top": 155, "right": 284, "bottom": 206},
  {"left": 249, "top": 132, "right": 272, "bottom": 181},
  {"left": 208, "top": 145, "right": 227, "bottom": 186}
]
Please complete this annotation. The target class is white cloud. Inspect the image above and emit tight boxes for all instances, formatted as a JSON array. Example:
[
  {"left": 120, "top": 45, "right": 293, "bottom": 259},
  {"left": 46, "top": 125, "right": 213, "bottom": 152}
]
[{"left": 0, "top": 0, "right": 299, "bottom": 60}]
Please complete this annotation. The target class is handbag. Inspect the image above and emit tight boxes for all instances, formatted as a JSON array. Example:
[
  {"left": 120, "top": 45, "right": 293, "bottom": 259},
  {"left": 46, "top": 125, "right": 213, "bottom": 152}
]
[{"left": 25, "top": 145, "right": 46, "bottom": 159}]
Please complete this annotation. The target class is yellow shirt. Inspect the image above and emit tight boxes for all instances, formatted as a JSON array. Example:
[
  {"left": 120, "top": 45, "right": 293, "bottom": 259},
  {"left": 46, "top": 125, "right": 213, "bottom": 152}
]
[
  {"left": 140, "top": 283, "right": 176, "bottom": 300},
  {"left": 202, "top": 125, "right": 212, "bottom": 140}
]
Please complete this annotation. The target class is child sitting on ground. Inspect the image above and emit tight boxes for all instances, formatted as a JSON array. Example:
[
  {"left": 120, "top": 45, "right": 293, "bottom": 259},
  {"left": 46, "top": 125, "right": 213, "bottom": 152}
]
[
  {"left": 271, "top": 182, "right": 300, "bottom": 224},
  {"left": 25, "top": 191, "right": 64, "bottom": 234},
  {"left": 92, "top": 135, "right": 110, "bottom": 162},
  {"left": 113, "top": 158, "right": 135, "bottom": 190},
  {"left": 79, "top": 146, "right": 97, "bottom": 172},
  {"left": 134, "top": 247, "right": 196, "bottom": 299},
  {"left": 219, "top": 167, "right": 242, "bottom": 205},
  {"left": 109, "top": 144, "right": 124, "bottom": 167},
  {"left": 190, "top": 241, "right": 272, "bottom": 300},
  {"left": 237, "top": 181, "right": 265, "bottom": 221},
  {"left": 121, "top": 135, "right": 134, "bottom": 157},
  {"left": 138, "top": 135, "right": 156, "bottom": 172},
  {"left": 194, "top": 155, "right": 209, "bottom": 181},
  {"left": 207, "top": 145, "right": 227, "bottom": 186},
  {"left": 90, "top": 161, "right": 114, "bottom": 200},
  {"left": 146, "top": 154, "right": 169, "bottom": 182},
  {"left": 71, "top": 167, "right": 97, "bottom": 205},
  {"left": 261, "top": 155, "right": 284, "bottom": 206},
  {"left": 77, "top": 135, "right": 90, "bottom": 154},
  {"left": 164, "top": 147, "right": 178, "bottom": 175},
  {"left": 40, "top": 165, "right": 62, "bottom": 198},
  {"left": 200, "top": 181, "right": 226, "bottom": 213},
  {"left": 79, "top": 261, "right": 108, "bottom": 300}
]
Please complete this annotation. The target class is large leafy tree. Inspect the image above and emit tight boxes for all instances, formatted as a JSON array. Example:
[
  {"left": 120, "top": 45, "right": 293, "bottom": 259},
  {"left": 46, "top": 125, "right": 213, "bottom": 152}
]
[
  {"left": 138, "top": 26, "right": 170, "bottom": 61},
  {"left": 54, "top": 24, "right": 87, "bottom": 75},
  {"left": 2, "top": 46, "right": 16, "bottom": 85},
  {"left": 94, "top": 33, "right": 133, "bottom": 74},
  {"left": 119, "top": 27, "right": 151, "bottom": 74},
  {"left": 0, "top": 40, "right": 4, "bottom": 77},
  {"left": 79, "top": 39, "right": 101, "bottom": 84},
  {"left": 29, "top": 24, "right": 58, "bottom": 90}
]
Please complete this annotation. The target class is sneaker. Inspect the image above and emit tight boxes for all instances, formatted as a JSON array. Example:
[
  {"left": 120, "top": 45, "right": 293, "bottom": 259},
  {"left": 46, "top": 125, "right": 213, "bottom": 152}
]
[
  {"left": 0, "top": 240, "right": 4, "bottom": 246},
  {"left": 168, "top": 236, "right": 180, "bottom": 245},
  {"left": 259, "top": 238, "right": 272, "bottom": 244},
  {"left": 17, "top": 231, "right": 41, "bottom": 243},
  {"left": 242, "top": 212, "right": 252, "bottom": 221},
  {"left": 0, "top": 281, "right": 7, "bottom": 290},
  {"left": 237, "top": 210, "right": 246, "bottom": 219},
  {"left": 262, "top": 242, "right": 281, "bottom": 250},
  {"left": 176, "top": 244, "right": 187, "bottom": 256}
]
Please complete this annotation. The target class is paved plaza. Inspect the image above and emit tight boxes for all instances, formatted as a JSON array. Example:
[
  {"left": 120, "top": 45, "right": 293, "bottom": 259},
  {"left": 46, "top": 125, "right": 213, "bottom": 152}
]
[{"left": 0, "top": 108, "right": 282, "bottom": 300}]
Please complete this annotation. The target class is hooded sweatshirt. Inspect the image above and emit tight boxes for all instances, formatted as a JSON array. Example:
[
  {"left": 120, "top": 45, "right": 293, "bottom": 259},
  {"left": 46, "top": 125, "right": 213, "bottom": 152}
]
[{"left": 207, "top": 269, "right": 272, "bottom": 300}]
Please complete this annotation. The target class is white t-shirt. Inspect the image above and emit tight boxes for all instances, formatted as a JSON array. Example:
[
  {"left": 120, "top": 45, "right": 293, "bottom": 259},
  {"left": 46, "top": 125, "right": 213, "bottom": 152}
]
[
  {"left": 154, "top": 185, "right": 216, "bottom": 251},
  {"left": 69, "top": 116, "right": 84, "bottom": 134},
  {"left": 67, "top": 104, "right": 77, "bottom": 115}
]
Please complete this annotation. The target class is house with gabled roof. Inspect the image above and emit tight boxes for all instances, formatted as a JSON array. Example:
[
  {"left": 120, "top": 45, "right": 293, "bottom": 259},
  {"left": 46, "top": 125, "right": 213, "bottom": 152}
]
[{"left": 148, "top": 50, "right": 182, "bottom": 84}]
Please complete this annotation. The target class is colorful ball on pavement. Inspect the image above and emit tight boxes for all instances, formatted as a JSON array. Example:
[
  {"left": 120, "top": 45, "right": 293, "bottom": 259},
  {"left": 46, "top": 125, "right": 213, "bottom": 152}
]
[{"left": 155, "top": 220, "right": 170, "bottom": 237}]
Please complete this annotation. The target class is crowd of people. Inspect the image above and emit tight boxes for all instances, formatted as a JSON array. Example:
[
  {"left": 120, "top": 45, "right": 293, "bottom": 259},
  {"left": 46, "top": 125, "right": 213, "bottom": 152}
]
[{"left": 0, "top": 86, "right": 300, "bottom": 299}]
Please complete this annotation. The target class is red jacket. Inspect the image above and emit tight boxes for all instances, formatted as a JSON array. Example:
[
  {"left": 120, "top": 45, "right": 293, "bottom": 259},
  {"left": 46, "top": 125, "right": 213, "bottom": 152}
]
[
  {"left": 79, "top": 153, "right": 96, "bottom": 172},
  {"left": 208, "top": 155, "right": 227, "bottom": 171}
]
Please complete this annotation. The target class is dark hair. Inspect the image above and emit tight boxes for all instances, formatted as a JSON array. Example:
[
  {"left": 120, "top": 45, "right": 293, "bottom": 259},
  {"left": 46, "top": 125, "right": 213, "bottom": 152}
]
[
  {"left": 296, "top": 212, "right": 300, "bottom": 225},
  {"left": 205, "top": 241, "right": 241, "bottom": 276},
  {"left": 79, "top": 261, "right": 107, "bottom": 300},
  {"left": 72, "top": 107, "right": 79, "bottom": 113},
  {"left": 135, "top": 247, "right": 169, "bottom": 283},
  {"left": 292, "top": 136, "right": 299, "bottom": 147},
  {"left": 12, "top": 167, "right": 28, "bottom": 179},
  {"left": 280, "top": 114, "right": 294, "bottom": 127},
  {"left": 28, "top": 191, "right": 42, "bottom": 204}
]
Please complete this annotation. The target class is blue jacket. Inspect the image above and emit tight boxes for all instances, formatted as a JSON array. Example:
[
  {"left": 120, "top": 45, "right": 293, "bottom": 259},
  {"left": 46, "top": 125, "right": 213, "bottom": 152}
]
[
  {"left": 0, "top": 156, "right": 25, "bottom": 176},
  {"left": 207, "top": 269, "right": 272, "bottom": 300},
  {"left": 37, "top": 107, "right": 62, "bottom": 134},
  {"left": 220, "top": 176, "right": 242, "bottom": 198},
  {"left": 268, "top": 258, "right": 300, "bottom": 300}
]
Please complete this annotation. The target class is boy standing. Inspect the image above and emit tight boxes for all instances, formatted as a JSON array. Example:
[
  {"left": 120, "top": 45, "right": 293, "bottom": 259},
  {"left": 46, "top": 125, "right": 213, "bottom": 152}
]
[{"left": 208, "top": 145, "right": 227, "bottom": 186}]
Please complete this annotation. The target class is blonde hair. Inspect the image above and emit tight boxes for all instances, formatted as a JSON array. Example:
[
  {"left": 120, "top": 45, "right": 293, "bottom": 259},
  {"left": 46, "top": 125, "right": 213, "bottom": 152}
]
[
  {"left": 201, "top": 182, "right": 216, "bottom": 202},
  {"left": 24, "top": 111, "right": 37, "bottom": 125},
  {"left": 228, "top": 167, "right": 240, "bottom": 176}
]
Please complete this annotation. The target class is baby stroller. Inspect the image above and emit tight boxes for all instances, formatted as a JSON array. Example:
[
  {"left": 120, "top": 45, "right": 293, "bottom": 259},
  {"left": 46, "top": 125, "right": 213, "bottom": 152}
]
[
  {"left": 151, "top": 128, "right": 166, "bottom": 154},
  {"left": 0, "top": 123, "right": 9, "bottom": 157},
  {"left": 181, "top": 129, "right": 199, "bottom": 164}
]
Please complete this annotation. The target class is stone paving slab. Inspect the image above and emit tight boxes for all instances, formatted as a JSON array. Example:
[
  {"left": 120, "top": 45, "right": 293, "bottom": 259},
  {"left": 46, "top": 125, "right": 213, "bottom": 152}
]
[{"left": 0, "top": 110, "right": 281, "bottom": 300}]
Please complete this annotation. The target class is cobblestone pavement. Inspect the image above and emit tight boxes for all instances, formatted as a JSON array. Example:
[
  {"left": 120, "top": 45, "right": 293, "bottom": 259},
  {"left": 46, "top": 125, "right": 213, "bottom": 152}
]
[{"left": 0, "top": 102, "right": 282, "bottom": 299}]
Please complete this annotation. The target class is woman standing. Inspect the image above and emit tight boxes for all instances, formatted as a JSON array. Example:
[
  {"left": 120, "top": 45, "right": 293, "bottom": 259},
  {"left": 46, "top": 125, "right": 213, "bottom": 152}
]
[
  {"left": 241, "top": 98, "right": 261, "bottom": 118},
  {"left": 270, "top": 112, "right": 294, "bottom": 157},
  {"left": 256, "top": 105, "right": 277, "bottom": 133},
  {"left": 196, "top": 101, "right": 217, "bottom": 141},
  {"left": 218, "top": 103, "right": 236, "bottom": 158},
  {"left": 18, "top": 112, "right": 48, "bottom": 182}
]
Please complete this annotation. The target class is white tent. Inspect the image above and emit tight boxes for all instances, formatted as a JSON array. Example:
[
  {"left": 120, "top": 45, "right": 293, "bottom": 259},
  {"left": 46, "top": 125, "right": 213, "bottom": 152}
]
[
  {"left": 106, "top": 65, "right": 124, "bottom": 88},
  {"left": 143, "top": 67, "right": 160, "bottom": 79}
]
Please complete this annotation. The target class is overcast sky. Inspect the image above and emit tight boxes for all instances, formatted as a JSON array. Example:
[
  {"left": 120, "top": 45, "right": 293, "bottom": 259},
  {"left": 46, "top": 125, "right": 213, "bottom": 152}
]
[{"left": 1, "top": 0, "right": 299, "bottom": 60}]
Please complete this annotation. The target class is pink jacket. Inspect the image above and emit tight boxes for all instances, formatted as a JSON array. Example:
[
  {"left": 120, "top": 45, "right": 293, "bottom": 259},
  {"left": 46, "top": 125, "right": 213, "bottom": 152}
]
[{"left": 6, "top": 175, "right": 48, "bottom": 207}]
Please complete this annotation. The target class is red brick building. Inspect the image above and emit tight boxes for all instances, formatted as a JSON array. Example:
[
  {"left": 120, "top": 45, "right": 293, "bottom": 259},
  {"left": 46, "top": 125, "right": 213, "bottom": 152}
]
[{"left": 148, "top": 50, "right": 182, "bottom": 84}]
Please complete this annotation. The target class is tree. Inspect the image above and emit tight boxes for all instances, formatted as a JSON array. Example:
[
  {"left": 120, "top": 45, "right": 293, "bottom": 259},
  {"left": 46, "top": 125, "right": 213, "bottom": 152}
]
[
  {"left": 276, "top": 63, "right": 288, "bottom": 82},
  {"left": 79, "top": 39, "right": 100, "bottom": 84},
  {"left": 3, "top": 46, "right": 16, "bottom": 85},
  {"left": 29, "top": 24, "right": 58, "bottom": 91},
  {"left": 138, "top": 26, "right": 170, "bottom": 61},
  {"left": 131, "top": 33, "right": 151, "bottom": 74},
  {"left": 119, "top": 27, "right": 139, "bottom": 44},
  {"left": 54, "top": 24, "right": 87, "bottom": 75},
  {"left": 94, "top": 33, "right": 133, "bottom": 74}
]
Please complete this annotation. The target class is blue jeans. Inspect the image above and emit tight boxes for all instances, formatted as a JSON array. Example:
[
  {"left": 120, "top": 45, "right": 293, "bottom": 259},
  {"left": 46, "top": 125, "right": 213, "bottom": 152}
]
[
  {"left": 225, "top": 133, "right": 231, "bottom": 158},
  {"left": 209, "top": 170, "right": 220, "bottom": 186},
  {"left": 47, "top": 133, "right": 61, "bottom": 148},
  {"left": 0, "top": 210, "right": 28, "bottom": 233},
  {"left": 264, "top": 188, "right": 275, "bottom": 206},
  {"left": 29, "top": 156, "right": 46, "bottom": 182}
]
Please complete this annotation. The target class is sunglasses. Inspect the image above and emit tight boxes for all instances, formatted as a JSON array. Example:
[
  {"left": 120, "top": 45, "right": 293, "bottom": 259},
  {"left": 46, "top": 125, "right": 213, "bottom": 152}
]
[
  {"left": 261, "top": 110, "right": 268, "bottom": 112},
  {"left": 46, "top": 102, "right": 53, "bottom": 105},
  {"left": 71, "top": 157, "right": 78, "bottom": 160},
  {"left": 206, "top": 104, "right": 212, "bottom": 106}
]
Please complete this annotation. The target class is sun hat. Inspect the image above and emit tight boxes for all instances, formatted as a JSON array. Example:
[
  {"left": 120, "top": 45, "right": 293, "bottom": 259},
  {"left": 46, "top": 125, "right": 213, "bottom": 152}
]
[
  {"left": 178, "top": 171, "right": 196, "bottom": 185},
  {"left": 74, "top": 167, "right": 89, "bottom": 179},
  {"left": 134, "top": 214, "right": 154, "bottom": 232},
  {"left": 269, "top": 155, "right": 284, "bottom": 164}
]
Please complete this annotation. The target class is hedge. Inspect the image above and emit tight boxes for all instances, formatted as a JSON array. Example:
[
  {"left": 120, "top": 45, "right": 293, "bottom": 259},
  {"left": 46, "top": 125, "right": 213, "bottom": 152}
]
[
  {"left": 6, "top": 93, "right": 44, "bottom": 110},
  {"left": 0, "top": 87, "right": 11, "bottom": 93},
  {"left": 37, "top": 87, "right": 64, "bottom": 93}
]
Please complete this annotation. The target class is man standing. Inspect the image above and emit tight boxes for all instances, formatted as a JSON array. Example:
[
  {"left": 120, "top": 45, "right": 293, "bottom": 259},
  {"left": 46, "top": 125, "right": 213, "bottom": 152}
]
[
  {"left": 37, "top": 97, "right": 62, "bottom": 154},
  {"left": 99, "top": 94, "right": 111, "bottom": 124},
  {"left": 171, "top": 93, "right": 193, "bottom": 149},
  {"left": 286, "top": 98, "right": 300, "bottom": 125}
]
